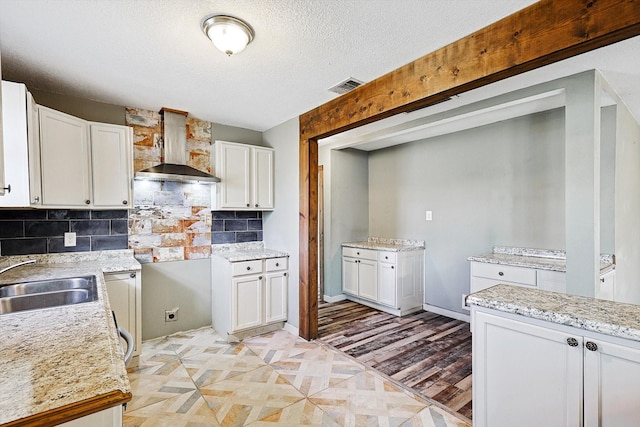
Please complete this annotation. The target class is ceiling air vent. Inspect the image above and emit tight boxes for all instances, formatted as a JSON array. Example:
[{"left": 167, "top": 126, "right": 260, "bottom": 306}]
[{"left": 329, "top": 77, "right": 364, "bottom": 94}]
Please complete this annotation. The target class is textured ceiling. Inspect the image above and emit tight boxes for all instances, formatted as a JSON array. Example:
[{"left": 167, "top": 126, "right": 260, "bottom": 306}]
[{"left": 1, "top": 0, "right": 638, "bottom": 132}]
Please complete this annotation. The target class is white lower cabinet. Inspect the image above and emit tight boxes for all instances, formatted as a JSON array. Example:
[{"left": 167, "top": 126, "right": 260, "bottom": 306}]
[
  {"left": 105, "top": 271, "right": 141, "bottom": 357},
  {"left": 212, "top": 255, "right": 288, "bottom": 341},
  {"left": 472, "top": 308, "right": 640, "bottom": 427},
  {"left": 59, "top": 405, "right": 123, "bottom": 427},
  {"left": 342, "top": 246, "right": 424, "bottom": 316}
]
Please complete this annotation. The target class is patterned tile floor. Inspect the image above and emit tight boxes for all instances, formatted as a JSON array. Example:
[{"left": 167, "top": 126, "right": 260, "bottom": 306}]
[{"left": 124, "top": 327, "right": 471, "bottom": 427}]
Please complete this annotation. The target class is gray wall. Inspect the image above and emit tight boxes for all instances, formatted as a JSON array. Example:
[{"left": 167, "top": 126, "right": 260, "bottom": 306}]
[
  {"left": 212, "top": 123, "right": 264, "bottom": 146},
  {"left": 30, "top": 87, "right": 125, "bottom": 125},
  {"left": 368, "top": 109, "right": 566, "bottom": 312},
  {"left": 263, "top": 117, "right": 300, "bottom": 328},
  {"left": 141, "top": 258, "right": 212, "bottom": 339}
]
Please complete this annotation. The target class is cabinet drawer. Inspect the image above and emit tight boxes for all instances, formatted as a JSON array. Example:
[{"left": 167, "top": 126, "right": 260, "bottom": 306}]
[
  {"left": 471, "top": 262, "right": 536, "bottom": 286},
  {"left": 343, "top": 247, "right": 377, "bottom": 260},
  {"left": 266, "top": 257, "right": 288, "bottom": 272},
  {"left": 232, "top": 260, "right": 263, "bottom": 276},
  {"left": 378, "top": 251, "right": 397, "bottom": 263}
]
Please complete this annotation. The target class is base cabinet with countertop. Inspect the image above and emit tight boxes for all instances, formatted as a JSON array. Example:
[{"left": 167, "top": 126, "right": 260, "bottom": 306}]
[
  {"left": 470, "top": 285, "right": 640, "bottom": 427},
  {"left": 342, "top": 238, "right": 424, "bottom": 316},
  {"left": 212, "top": 244, "right": 288, "bottom": 342},
  {"left": 105, "top": 270, "right": 142, "bottom": 357}
]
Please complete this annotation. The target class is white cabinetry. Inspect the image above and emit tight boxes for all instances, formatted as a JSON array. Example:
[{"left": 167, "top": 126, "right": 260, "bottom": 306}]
[
  {"left": 105, "top": 271, "right": 141, "bottom": 357},
  {"left": 342, "top": 246, "right": 424, "bottom": 316},
  {"left": 470, "top": 261, "right": 616, "bottom": 301},
  {"left": 213, "top": 140, "right": 274, "bottom": 210},
  {"left": 0, "top": 58, "right": 5, "bottom": 197},
  {"left": 472, "top": 308, "right": 640, "bottom": 427},
  {"left": 38, "top": 106, "right": 133, "bottom": 209},
  {"left": 212, "top": 255, "right": 288, "bottom": 341},
  {"left": 0, "top": 81, "right": 40, "bottom": 206}
]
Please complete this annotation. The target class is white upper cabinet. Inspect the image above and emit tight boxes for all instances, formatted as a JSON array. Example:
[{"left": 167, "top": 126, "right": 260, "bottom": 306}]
[
  {"left": 0, "top": 81, "right": 40, "bottom": 206},
  {"left": 90, "top": 123, "right": 133, "bottom": 208},
  {"left": 0, "top": 59, "right": 5, "bottom": 198},
  {"left": 39, "top": 106, "right": 92, "bottom": 206},
  {"left": 213, "top": 140, "right": 274, "bottom": 210},
  {"left": 37, "top": 106, "right": 133, "bottom": 209}
]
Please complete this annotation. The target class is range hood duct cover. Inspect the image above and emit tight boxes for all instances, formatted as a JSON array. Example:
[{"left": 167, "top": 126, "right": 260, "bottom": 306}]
[{"left": 135, "top": 109, "right": 220, "bottom": 183}]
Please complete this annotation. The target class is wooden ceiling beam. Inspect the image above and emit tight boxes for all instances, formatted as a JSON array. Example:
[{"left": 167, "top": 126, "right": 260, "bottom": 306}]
[{"left": 300, "top": 0, "right": 640, "bottom": 139}]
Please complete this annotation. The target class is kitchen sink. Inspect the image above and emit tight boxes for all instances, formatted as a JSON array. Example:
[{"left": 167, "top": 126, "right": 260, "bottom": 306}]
[{"left": 0, "top": 275, "right": 98, "bottom": 314}]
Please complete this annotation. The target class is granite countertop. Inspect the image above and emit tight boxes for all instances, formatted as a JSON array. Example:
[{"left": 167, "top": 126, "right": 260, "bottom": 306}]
[
  {"left": 212, "top": 242, "right": 289, "bottom": 262},
  {"left": 467, "top": 284, "right": 640, "bottom": 342},
  {"left": 342, "top": 237, "right": 425, "bottom": 252},
  {"left": 468, "top": 245, "right": 615, "bottom": 273},
  {"left": 0, "top": 250, "right": 138, "bottom": 426}
]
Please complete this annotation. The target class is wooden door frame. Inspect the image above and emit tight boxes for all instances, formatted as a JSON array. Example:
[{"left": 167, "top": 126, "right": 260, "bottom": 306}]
[{"left": 298, "top": 0, "right": 640, "bottom": 340}]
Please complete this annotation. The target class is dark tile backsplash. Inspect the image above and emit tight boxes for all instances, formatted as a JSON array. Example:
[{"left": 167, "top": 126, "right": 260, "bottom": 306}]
[
  {"left": 212, "top": 211, "right": 263, "bottom": 244},
  {"left": 0, "top": 209, "right": 129, "bottom": 256}
]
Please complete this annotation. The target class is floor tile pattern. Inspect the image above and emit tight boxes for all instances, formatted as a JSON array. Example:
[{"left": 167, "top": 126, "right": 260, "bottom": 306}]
[
  {"left": 318, "top": 300, "right": 473, "bottom": 421},
  {"left": 124, "top": 327, "right": 469, "bottom": 426}
]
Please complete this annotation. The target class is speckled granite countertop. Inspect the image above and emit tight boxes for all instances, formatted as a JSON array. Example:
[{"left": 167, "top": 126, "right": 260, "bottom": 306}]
[
  {"left": 212, "top": 242, "right": 289, "bottom": 262},
  {"left": 342, "top": 237, "right": 425, "bottom": 252},
  {"left": 468, "top": 245, "right": 615, "bottom": 273},
  {"left": 0, "top": 250, "right": 138, "bottom": 426},
  {"left": 467, "top": 284, "right": 640, "bottom": 342}
]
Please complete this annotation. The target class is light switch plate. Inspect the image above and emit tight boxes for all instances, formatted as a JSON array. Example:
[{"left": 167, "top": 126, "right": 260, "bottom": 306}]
[
  {"left": 425, "top": 210, "right": 433, "bottom": 221},
  {"left": 64, "top": 232, "right": 76, "bottom": 247}
]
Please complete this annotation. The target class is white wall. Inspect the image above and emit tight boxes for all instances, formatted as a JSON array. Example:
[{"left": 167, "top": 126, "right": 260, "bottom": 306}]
[{"left": 263, "top": 117, "right": 300, "bottom": 329}]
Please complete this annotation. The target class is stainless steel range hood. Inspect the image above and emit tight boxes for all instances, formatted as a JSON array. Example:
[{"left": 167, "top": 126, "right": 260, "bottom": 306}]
[{"left": 135, "top": 108, "right": 220, "bottom": 183}]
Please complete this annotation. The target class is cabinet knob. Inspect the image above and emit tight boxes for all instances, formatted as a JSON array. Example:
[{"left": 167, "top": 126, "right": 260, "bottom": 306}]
[
  {"left": 85, "top": 200, "right": 91, "bottom": 205},
  {"left": 33, "top": 196, "right": 40, "bottom": 203},
  {"left": 259, "top": 276, "right": 263, "bottom": 280},
  {"left": 385, "top": 256, "right": 388, "bottom": 260},
  {"left": 255, "top": 204, "right": 259, "bottom": 207},
  {"left": 275, "top": 263, "right": 279, "bottom": 267},
  {"left": 566, "top": 337, "right": 579, "bottom": 347},
  {"left": 284, "top": 272, "right": 287, "bottom": 277},
  {"left": 123, "top": 200, "right": 128, "bottom": 205},
  {"left": 246, "top": 203, "right": 250, "bottom": 207},
  {"left": 586, "top": 341, "right": 598, "bottom": 352},
  {"left": 498, "top": 271, "right": 504, "bottom": 276},
  {"left": 357, "top": 252, "right": 360, "bottom": 255},
  {"left": 246, "top": 266, "right": 251, "bottom": 271},
  {"left": 391, "top": 266, "right": 395, "bottom": 269},
  {"left": 130, "top": 273, "right": 136, "bottom": 278},
  {"left": 600, "top": 278, "right": 605, "bottom": 283},
  {"left": 2, "top": 184, "right": 11, "bottom": 194}
]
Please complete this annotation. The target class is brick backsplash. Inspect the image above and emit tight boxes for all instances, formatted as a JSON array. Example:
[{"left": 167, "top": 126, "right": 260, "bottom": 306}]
[
  {"left": 0, "top": 209, "right": 128, "bottom": 256},
  {"left": 212, "top": 211, "right": 263, "bottom": 244}
]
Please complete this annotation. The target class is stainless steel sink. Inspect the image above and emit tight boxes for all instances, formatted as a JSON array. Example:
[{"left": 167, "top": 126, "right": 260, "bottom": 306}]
[{"left": 0, "top": 275, "right": 98, "bottom": 314}]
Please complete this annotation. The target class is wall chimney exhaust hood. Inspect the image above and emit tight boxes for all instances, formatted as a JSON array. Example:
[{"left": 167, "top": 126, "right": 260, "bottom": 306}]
[{"left": 135, "top": 108, "right": 220, "bottom": 184}]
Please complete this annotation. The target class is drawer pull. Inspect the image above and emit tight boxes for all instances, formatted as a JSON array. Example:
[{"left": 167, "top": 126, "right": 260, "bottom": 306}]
[
  {"left": 498, "top": 271, "right": 504, "bottom": 276},
  {"left": 276, "top": 262, "right": 280, "bottom": 267},
  {"left": 586, "top": 341, "right": 598, "bottom": 352},
  {"left": 129, "top": 273, "right": 136, "bottom": 278},
  {"left": 246, "top": 266, "right": 251, "bottom": 271},
  {"left": 385, "top": 256, "right": 388, "bottom": 259},
  {"left": 284, "top": 272, "right": 287, "bottom": 277},
  {"left": 85, "top": 199, "right": 91, "bottom": 205},
  {"left": 259, "top": 276, "right": 263, "bottom": 280},
  {"left": 391, "top": 266, "right": 395, "bottom": 269},
  {"left": 567, "top": 337, "right": 579, "bottom": 347},
  {"left": 357, "top": 252, "right": 360, "bottom": 255},
  {"left": 123, "top": 200, "right": 128, "bottom": 205}
]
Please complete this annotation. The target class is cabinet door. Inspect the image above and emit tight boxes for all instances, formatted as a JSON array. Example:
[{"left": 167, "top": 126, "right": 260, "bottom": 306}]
[
  {"left": 595, "top": 270, "right": 615, "bottom": 302},
  {"left": 358, "top": 259, "right": 378, "bottom": 301},
  {"left": 265, "top": 271, "right": 287, "bottom": 323},
  {"left": 217, "top": 142, "right": 251, "bottom": 209},
  {"left": 90, "top": 123, "right": 132, "bottom": 208},
  {"left": 231, "top": 274, "right": 263, "bottom": 331},
  {"left": 39, "top": 106, "right": 91, "bottom": 206},
  {"left": 105, "top": 272, "right": 140, "bottom": 356},
  {"left": 584, "top": 337, "right": 640, "bottom": 427},
  {"left": 473, "top": 311, "right": 582, "bottom": 427},
  {"left": 342, "top": 257, "right": 359, "bottom": 295},
  {"left": 252, "top": 147, "right": 274, "bottom": 209},
  {"left": 378, "top": 262, "right": 397, "bottom": 307}
]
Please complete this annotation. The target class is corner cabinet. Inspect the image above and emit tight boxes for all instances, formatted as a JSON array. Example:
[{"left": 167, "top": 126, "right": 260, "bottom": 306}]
[
  {"left": 472, "top": 307, "right": 640, "bottom": 427},
  {"left": 342, "top": 246, "right": 424, "bottom": 316},
  {"left": 212, "top": 255, "right": 288, "bottom": 342},
  {"left": 105, "top": 271, "right": 142, "bottom": 357},
  {"left": 213, "top": 140, "right": 274, "bottom": 210},
  {"left": 38, "top": 106, "right": 133, "bottom": 209}
]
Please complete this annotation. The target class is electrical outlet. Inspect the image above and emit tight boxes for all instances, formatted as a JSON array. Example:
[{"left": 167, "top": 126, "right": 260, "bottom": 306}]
[
  {"left": 64, "top": 232, "right": 76, "bottom": 247},
  {"left": 425, "top": 210, "right": 433, "bottom": 221},
  {"left": 165, "top": 307, "right": 179, "bottom": 322}
]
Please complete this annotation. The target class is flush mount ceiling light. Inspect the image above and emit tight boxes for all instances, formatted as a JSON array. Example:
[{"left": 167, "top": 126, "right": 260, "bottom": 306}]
[{"left": 201, "top": 14, "right": 255, "bottom": 57}]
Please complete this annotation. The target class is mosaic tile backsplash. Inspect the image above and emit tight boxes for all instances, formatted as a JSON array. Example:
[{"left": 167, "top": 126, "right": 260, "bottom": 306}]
[{"left": 0, "top": 209, "right": 128, "bottom": 256}]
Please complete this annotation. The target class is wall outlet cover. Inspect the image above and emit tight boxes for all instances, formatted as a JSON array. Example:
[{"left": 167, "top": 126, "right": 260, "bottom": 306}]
[
  {"left": 165, "top": 307, "right": 179, "bottom": 322},
  {"left": 64, "top": 232, "right": 76, "bottom": 247}
]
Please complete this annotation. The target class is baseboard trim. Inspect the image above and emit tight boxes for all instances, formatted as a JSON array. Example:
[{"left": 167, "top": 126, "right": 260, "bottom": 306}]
[
  {"left": 323, "top": 294, "right": 347, "bottom": 303},
  {"left": 283, "top": 322, "right": 299, "bottom": 336},
  {"left": 423, "top": 304, "right": 470, "bottom": 323}
]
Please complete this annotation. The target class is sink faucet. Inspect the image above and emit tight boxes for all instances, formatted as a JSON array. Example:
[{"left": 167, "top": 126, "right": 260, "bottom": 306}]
[{"left": 0, "top": 259, "right": 37, "bottom": 275}]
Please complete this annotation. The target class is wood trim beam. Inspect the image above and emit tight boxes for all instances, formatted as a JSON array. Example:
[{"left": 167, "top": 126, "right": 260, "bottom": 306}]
[{"left": 299, "top": 0, "right": 640, "bottom": 340}]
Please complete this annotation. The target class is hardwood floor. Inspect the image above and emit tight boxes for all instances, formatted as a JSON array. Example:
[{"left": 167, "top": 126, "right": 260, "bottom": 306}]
[{"left": 317, "top": 300, "right": 473, "bottom": 421}]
